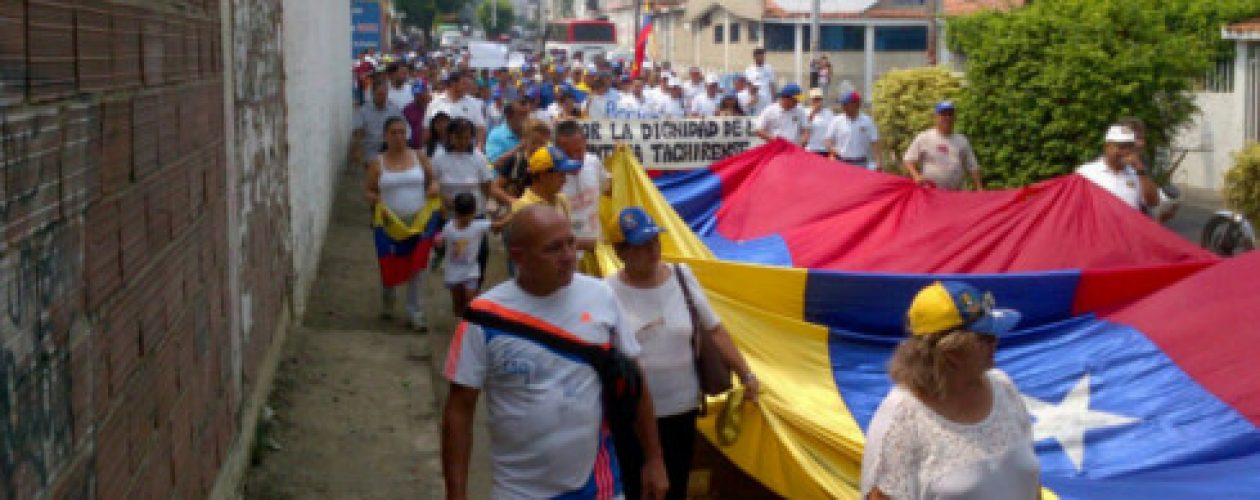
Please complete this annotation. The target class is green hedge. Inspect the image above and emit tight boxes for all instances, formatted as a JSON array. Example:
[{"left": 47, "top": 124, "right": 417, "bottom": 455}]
[{"left": 947, "top": 0, "right": 1258, "bottom": 188}]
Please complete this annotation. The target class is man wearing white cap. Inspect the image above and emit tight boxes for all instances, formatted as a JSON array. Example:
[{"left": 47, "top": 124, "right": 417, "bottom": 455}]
[
  {"left": 1076, "top": 124, "right": 1160, "bottom": 210},
  {"left": 688, "top": 74, "right": 722, "bottom": 118}
]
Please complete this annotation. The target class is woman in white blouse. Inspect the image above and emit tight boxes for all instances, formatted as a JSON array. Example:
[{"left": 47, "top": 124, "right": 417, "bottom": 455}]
[
  {"left": 862, "top": 281, "right": 1040, "bottom": 500},
  {"left": 605, "top": 207, "right": 760, "bottom": 500}
]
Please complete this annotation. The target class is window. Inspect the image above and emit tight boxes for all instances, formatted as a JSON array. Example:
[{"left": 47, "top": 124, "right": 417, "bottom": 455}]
[
  {"left": 749, "top": 22, "right": 760, "bottom": 42},
  {"left": 820, "top": 25, "right": 864, "bottom": 51},
  {"left": 875, "top": 26, "right": 928, "bottom": 51},
  {"left": 571, "top": 23, "right": 615, "bottom": 43},
  {"left": 764, "top": 23, "right": 801, "bottom": 52},
  {"left": 730, "top": 22, "right": 740, "bottom": 43},
  {"left": 714, "top": 24, "right": 724, "bottom": 43}
]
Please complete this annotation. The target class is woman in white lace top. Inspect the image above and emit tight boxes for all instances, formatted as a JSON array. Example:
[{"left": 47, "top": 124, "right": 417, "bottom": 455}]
[{"left": 861, "top": 281, "right": 1041, "bottom": 500}]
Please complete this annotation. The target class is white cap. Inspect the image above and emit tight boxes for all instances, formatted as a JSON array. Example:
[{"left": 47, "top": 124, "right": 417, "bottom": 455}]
[
  {"left": 808, "top": 88, "right": 824, "bottom": 99},
  {"left": 705, "top": 74, "right": 720, "bottom": 85},
  {"left": 1105, "top": 125, "right": 1136, "bottom": 143},
  {"left": 666, "top": 76, "right": 683, "bottom": 87}
]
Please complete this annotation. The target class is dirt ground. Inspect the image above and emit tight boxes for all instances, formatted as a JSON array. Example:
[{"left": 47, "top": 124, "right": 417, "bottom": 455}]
[{"left": 242, "top": 167, "right": 499, "bottom": 499}]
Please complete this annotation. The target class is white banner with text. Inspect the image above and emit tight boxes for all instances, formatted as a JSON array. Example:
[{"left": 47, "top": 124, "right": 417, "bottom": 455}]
[{"left": 578, "top": 117, "right": 765, "bottom": 170}]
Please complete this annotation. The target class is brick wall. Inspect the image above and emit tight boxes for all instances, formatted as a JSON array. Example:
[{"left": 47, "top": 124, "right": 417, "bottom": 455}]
[{"left": 0, "top": 0, "right": 278, "bottom": 498}]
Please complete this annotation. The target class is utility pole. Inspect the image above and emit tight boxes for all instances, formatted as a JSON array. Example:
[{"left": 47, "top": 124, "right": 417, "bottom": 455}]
[
  {"left": 492, "top": 0, "right": 497, "bottom": 31},
  {"left": 810, "top": 0, "right": 820, "bottom": 61},
  {"left": 927, "top": 0, "right": 939, "bottom": 65},
  {"left": 537, "top": 0, "right": 545, "bottom": 55}
]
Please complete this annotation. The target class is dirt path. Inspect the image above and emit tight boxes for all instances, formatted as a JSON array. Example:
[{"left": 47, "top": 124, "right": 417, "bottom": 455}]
[{"left": 243, "top": 168, "right": 498, "bottom": 499}]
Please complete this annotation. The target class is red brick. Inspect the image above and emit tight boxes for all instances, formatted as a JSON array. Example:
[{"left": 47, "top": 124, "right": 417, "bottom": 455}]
[
  {"left": 118, "top": 191, "right": 148, "bottom": 283},
  {"left": 0, "top": 0, "right": 27, "bottom": 105},
  {"left": 59, "top": 102, "right": 98, "bottom": 214},
  {"left": 140, "top": 13, "right": 163, "bottom": 87},
  {"left": 144, "top": 175, "right": 172, "bottom": 254},
  {"left": 69, "top": 337, "right": 95, "bottom": 447},
  {"left": 104, "top": 290, "right": 140, "bottom": 398},
  {"left": 75, "top": 4, "right": 111, "bottom": 92},
  {"left": 110, "top": 3, "right": 142, "bottom": 89},
  {"left": 27, "top": 0, "right": 77, "bottom": 102},
  {"left": 163, "top": 17, "right": 183, "bottom": 83},
  {"left": 136, "top": 269, "right": 168, "bottom": 357},
  {"left": 84, "top": 198, "right": 120, "bottom": 309},
  {"left": 157, "top": 89, "right": 179, "bottom": 167},
  {"left": 99, "top": 98, "right": 132, "bottom": 195},
  {"left": 123, "top": 366, "right": 157, "bottom": 474},
  {"left": 94, "top": 410, "right": 131, "bottom": 500},
  {"left": 131, "top": 92, "right": 159, "bottom": 180}
]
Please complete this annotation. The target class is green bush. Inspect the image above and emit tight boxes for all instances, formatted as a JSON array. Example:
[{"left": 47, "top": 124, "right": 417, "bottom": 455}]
[
  {"left": 1225, "top": 143, "right": 1260, "bottom": 226},
  {"left": 871, "top": 67, "right": 963, "bottom": 173},
  {"left": 947, "top": 0, "right": 1256, "bottom": 188}
]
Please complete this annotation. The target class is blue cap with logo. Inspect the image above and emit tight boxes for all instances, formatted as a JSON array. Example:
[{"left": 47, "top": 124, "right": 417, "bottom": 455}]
[
  {"left": 779, "top": 83, "right": 802, "bottom": 98},
  {"left": 935, "top": 100, "right": 956, "bottom": 113},
  {"left": 610, "top": 207, "right": 666, "bottom": 245}
]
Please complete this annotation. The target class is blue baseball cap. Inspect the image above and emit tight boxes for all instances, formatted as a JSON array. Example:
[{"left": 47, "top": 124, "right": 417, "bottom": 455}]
[
  {"left": 907, "top": 281, "right": 1021, "bottom": 336},
  {"left": 840, "top": 91, "right": 861, "bottom": 104},
  {"left": 610, "top": 207, "right": 665, "bottom": 245},
  {"left": 779, "top": 83, "right": 802, "bottom": 98},
  {"left": 411, "top": 81, "right": 427, "bottom": 95},
  {"left": 935, "top": 100, "right": 956, "bottom": 113}
]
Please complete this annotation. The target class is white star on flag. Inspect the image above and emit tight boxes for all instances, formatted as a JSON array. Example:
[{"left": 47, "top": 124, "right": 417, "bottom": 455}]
[{"left": 1021, "top": 373, "right": 1140, "bottom": 472}]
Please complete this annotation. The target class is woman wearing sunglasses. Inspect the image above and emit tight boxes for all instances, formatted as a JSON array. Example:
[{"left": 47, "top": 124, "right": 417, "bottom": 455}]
[{"left": 861, "top": 281, "right": 1040, "bottom": 500}]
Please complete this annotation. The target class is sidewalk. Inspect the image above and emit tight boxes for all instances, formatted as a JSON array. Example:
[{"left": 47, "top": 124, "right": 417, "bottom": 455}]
[
  {"left": 1167, "top": 185, "right": 1225, "bottom": 245},
  {"left": 242, "top": 167, "right": 495, "bottom": 498}
]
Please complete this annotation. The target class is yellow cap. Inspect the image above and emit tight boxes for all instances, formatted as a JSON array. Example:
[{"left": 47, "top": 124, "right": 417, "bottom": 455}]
[{"left": 906, "top": 281, "right": 966, "bottom": 336}]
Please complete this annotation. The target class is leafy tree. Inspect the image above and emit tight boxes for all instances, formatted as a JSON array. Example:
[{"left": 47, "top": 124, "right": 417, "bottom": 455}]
[
  {"left": 871, "top": 67, "right": 963, "bottom": 172},
  {"left": 477, "top": 0, "right": 515, "bottom": 37},
  {"left": 396, "top": 0, "right": 466, "bottom": 44},
  {"left": 947, "top": 0, "right": 1257, "bottom": 187}
]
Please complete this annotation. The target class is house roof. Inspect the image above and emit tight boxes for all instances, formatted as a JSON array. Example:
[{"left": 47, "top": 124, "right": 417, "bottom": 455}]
[
  {"left": 943, "top": 0, "right": 1026, "bottom": 16},
  {"left": 763, "top": 0, "right": 928, "bottom": 20},
  {"left": 1224, "top": 17, "right": 1260, "bottom": 40}
]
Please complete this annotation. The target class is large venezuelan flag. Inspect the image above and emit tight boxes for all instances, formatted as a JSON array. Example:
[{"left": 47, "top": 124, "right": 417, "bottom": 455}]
[
  {"left": 595, "top": 143, "right": 1260, "bottom": 498},
  {"left": 372, "top": 200, "right": 444, "bottom": 287}
]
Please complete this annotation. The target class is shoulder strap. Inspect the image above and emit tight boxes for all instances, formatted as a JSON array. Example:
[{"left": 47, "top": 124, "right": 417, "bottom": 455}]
[
  {"left": 674, "top": 264, "right": 703, "bottom": 345},
  {"left": 463, "top": 300, "right": 610, "bottom": 367}
]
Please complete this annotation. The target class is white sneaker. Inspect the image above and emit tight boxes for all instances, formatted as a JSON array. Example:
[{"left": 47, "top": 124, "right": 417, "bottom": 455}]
[{"left": 408, "top": 312, "right": 427, "bottom": 332}]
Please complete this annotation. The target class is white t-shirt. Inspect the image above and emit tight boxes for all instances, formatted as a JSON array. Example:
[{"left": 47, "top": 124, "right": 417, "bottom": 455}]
[
  {"left": 387, "top": 83, "right": 413, "bottom": 111},
  {"left": 826, "top": 112, "right": 880, "bottom": 161},
  {"left": 737, "top": 89, "right": 763, "bottom": 116},
  {"left": 689, "top": 92, "right": 720, "bottom": 118},
  {"left": 904, "top": 129, "right": 980, "bottom": 190},
  {"left": 425, "top": 93, "right": 487, "bottom": 129},
  {"left": 861, "top": 370, "right": 1040, "bottom": 500},
  {"left": 605, "top": 265, "right": 720, "bottom": 417},
  {"left": 804, "top": 108, "right": 835, "bottom": 152},
  {"left": 443, "top": 275, "right": 640, "bottom": 498},
  {"left": 1077, "top": 158, "right": 1144, "bottom": 209},
  {"left": 560, "top": 153, "right": 610, "bottom": 241},
  {"left": 377, "top": 161, "right": 427, "bottom": 218},
  {"left": 745, "top": 63, "right": 775, "bottom": 102},
  {"left": 754, "top": 103, "right": 808, "bottom": 144},
  {"left": 432, "top": 150, "right": 494, "bottom": 215},
  {"left": 585, "top": 92, "right": 617, "bottom": 119},
  {"left": 441, "top": 219, "right": 492, "bottom": 284},
  {"left": 681, "top": 80, "right": 704, "bottom": 103},
  {"left": 617, "top": 94, "right": 646, "bottom": 118},
  {"left": 655, "top": 96, "right": 686, "bottom": 118}
]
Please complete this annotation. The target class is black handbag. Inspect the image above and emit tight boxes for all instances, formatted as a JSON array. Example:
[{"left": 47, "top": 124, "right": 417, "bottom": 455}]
[{"left": 675, "top": 264, "right": 733, "bottom": 396}]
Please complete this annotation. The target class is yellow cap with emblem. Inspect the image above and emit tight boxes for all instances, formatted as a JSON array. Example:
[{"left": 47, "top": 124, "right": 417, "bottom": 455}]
[{"left": 906, "top": 281, "right": 1021, "bottom": 336}]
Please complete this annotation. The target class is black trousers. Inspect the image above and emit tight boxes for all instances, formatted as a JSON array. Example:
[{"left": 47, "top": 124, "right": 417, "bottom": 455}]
[{"left": 614, "top": 409, "right": 700, "bottom": 500}]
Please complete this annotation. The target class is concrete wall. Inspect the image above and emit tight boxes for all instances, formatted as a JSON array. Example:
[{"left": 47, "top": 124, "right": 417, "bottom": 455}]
[
  {"left": 1175, "top": 91, "right": 1242, "bottom": 191},
  {"left": 0, "top": 1, "right": 233, "bottom": 498},
  {"left": 282, "top": 0, "right": 352, "bottom": 316}
]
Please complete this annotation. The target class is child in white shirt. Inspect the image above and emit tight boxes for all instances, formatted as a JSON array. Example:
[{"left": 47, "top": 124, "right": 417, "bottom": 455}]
[{"left": 438, "top": 192, "right": 492, "bottom": 317}]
